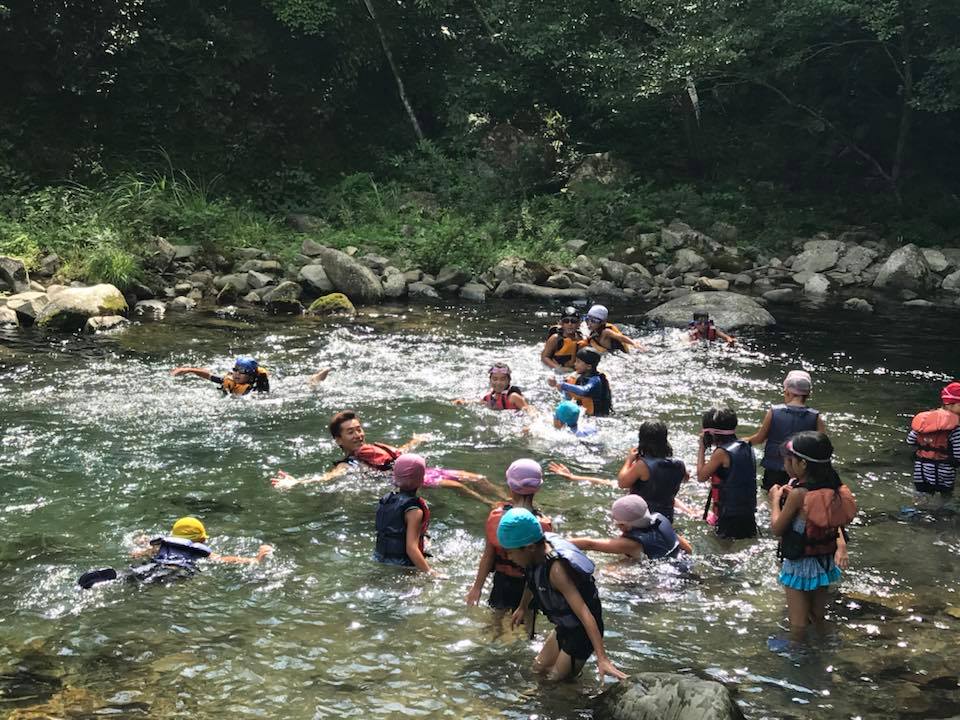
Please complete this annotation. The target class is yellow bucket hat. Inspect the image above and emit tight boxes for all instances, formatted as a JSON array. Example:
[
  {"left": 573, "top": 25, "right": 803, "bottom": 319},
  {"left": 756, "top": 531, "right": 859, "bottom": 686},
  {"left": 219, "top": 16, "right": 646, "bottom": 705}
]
[{"left": 171, "top": 516, "right": 208, "bottom": 543}]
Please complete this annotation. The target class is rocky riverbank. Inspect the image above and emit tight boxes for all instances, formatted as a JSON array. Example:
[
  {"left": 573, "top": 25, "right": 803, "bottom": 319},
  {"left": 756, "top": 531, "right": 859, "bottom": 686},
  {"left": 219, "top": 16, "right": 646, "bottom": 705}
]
[{"left": 1, "top": 219, "right": 958, "bottom": 333}]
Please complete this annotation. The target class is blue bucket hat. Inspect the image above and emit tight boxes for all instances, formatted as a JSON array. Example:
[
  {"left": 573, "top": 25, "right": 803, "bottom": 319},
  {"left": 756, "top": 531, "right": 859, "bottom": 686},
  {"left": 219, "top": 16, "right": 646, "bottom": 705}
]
[
  {"left": 554, "top": 400, "right": 581, "bottom": 429},
  {"left": 496, "top": 508, "right": 545, "bottom": 549}
]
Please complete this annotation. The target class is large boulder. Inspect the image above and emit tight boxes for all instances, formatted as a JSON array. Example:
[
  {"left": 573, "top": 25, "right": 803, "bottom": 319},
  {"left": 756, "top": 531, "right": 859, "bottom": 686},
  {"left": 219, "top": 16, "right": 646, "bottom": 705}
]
[
  {"left": 600, "top": 258, "right": 631, "bottom": 285},
  {"left": 492, "top": 256, "right": 537, "bottom": 284},
  {"left": 0, "top": 256, "right": 31, "bottom": 293},
  {"left": 6, "top": 291, "right": 49, "bottom": 326},
  {"left": 922, "top": 248, "right": 950, "bottom": 274},
  {"left": 308, "top": 292, "right": 356, "bottom": 316},
  {"left": 263, "top": 281, "right": 303, "bottom": 314},
  {"left": 790, "top": 239, "right": 843, "bottom": 273},
  {"left": 645, "top": 291, "right": 775, "bottom": 329},
  {"left": 804, "top": 273, "right": 830, "bottom": 297},
  {"left": 312, "top": 247, "right": 384, "bottom": 304},
  {"left": 672, "top": 249, "right": 708, "bottom": 274},
  {"left": 942, "top": 270, "right": 960, "bottom": 293},
  {"left": 382, "top": 273, "right": 407, "bottom": 299},
  {"left": 596, "top": 673, "right": 745, "bottom": 720},
  {"left": 873, "top": 243, "right": 933, "bottom": 290},
  {"left": 436, "top": 265, "right": 471, "bottom": 287},
  {"left": 459, "top": 282, "right": 487, "bottom": 303},
  {"left": 35, "top": 284, "right": 128, "bottom": 331},
  {"left": 298, "top": 265, "right": 334, "bottom": 294}
]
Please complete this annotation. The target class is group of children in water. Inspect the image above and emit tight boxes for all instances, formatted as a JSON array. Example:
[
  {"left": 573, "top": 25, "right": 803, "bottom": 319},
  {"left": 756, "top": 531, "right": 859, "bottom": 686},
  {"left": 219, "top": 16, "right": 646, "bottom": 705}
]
[{"left": 81, "top": 302, "right": 960, "bottom": 684}]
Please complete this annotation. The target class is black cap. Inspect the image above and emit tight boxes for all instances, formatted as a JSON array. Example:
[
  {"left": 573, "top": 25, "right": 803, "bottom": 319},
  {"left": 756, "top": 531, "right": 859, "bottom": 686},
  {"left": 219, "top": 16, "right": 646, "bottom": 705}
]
[{"left": 576, "top": 347, "right": 601, "bottom": 367}]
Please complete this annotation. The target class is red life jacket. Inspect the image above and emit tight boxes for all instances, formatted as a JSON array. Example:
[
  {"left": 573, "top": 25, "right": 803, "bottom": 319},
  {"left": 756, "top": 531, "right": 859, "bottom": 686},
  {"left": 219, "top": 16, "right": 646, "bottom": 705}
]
[
  {"left": 347, "top": 442, "right": 403, "bottom": 471},
  {"left": 484, "top": 503, "right": 553, "bottom": 577},
  {"left": 911, "top": 409, "right": 959, "bottom": 463},
  {"left": 482, "top": 386, "right": 523, "bottom": 410},
  {"left": 689, "top": 321, "right": 718, "bottom": 341},
  {"left": 779, "top": 482, "right": 857, "bottom": 559}
]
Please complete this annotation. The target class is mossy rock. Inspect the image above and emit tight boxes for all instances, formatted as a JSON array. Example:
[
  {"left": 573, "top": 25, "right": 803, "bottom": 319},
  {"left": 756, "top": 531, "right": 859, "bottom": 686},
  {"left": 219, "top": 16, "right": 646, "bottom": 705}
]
[
  {"left": 308, "top": 293, "right": 356, "bottom": 316},
  {"left": 35, "top": 284, "right": 128, "bottom": 331}
]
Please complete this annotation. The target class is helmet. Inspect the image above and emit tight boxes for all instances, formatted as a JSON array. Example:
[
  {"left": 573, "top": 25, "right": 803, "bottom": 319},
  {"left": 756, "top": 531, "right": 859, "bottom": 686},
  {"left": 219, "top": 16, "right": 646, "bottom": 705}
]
[
  {"left": 576, "top": 347, "right": 601, "bottom": 367},
  {"left": 233, "top": 357, "right": 259, "bottom": 374}
]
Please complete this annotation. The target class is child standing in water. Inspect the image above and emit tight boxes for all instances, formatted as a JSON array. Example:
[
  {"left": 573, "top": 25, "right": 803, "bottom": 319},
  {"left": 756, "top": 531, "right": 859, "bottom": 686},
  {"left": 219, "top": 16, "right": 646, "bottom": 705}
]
[
  {"left": 697, "top": 407, "right": 758, "bottom": 539},
  {"left": 617, "top": 421, "right": 688, "bottom": 523},
  {"left": 497, "top": 508, "right": 627, "bottom": 682},
  {"left": 768, "top": 432, "right": 857, "bottom": 644},
  {"left": 465, "top": 459, "right": 552, "bottom": 609},
  {"left": 907, "top": 382, "right": 960, "bottom": 508},
  {"left": 452, "top": 363, "right": 528, "bottom": 411},
  {"left": 374, "top": 454, "right": 434, "bottom": 574},
  {"left": 570, "top": 495, "right": 693, "bottom": 560},
  {"left": 547, "top": 347, "right": 613, "bottom": 417},
  {"left": 746, "top": 370, "right": 826, "bottom": 491}
]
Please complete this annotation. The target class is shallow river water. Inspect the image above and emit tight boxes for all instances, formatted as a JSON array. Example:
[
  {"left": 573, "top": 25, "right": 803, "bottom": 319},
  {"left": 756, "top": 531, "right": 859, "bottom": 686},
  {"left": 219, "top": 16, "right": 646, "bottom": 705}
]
[{"left": 2, "top": 299, "right": 960, "bottom": 719}]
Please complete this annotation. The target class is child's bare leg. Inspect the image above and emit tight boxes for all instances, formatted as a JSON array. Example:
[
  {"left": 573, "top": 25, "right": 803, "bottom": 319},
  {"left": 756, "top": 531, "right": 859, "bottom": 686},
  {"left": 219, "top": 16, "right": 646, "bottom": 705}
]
[
  {"left": 437, "top": 478, "right": 498, "bottom": 507},
  {"left": 532, "top": 631, "right": 560, "bottom": 674},
  {"left": 545, "top": 650, "right": 575, "bottom": 682},
  {"left": 447, "top": 470, "right": 510, "bottom": 501},
  {"left": 785, "top": 587, "right": 812, "bottom": 643},
  {"left": 809, "top": 587, "right": 830, "bottom": 637}
]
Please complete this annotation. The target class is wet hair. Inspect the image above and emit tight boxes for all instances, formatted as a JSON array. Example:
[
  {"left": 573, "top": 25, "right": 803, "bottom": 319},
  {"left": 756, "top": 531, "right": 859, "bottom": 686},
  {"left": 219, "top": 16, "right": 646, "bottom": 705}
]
[
  {"left": 636, "top": 420, "right": 673, "bottom": 458},
  {"left": 329, "top": 410, "right": 359, "bottom": 439},
  {"left": 701, "top": 407, "right": 738, "bottom": 449},
  {"left": 785, "top": 430, "right": 841, "bottom": 490},
  {"left": 489, "top": 362, "right": 511, "bottom": 380},
  {"left": 693, "top": 311, "right": 709, "bottom": 322},
  {"left": 576, "top": 346, "right": 601, "bottom": 368}
]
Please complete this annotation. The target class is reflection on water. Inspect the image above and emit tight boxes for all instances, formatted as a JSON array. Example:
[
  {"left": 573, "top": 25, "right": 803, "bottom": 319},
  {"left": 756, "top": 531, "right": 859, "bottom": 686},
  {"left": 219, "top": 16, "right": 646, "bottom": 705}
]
[{"left": 2, "top": 301, "right": 960, "bottom": 719}]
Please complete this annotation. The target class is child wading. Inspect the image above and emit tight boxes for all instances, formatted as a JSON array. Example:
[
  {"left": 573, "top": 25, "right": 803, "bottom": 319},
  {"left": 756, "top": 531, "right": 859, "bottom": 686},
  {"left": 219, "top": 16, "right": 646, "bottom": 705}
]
[
  {"left": 570, "top": 495, "right": 692, "bottom": 561},
  {"left": 747, "top": 370, "right": 826, "bottom": 490},
  {"left": 617, "top": 421, "right": 688, "bottom": 523},
  {"left": 374, "top": 454, "right": 435, "bottom": 574},
  {"left": 465, "top": 459, "right": 552, "bottom": 610},
  {"left": 768, "top": 432, "right": 857, "bottom": 644},
  {"left": 497, "top": 508, "right": 627, "bottom": 682},
  {"left": 697, "top": 407, "right": 758, "bottom": 539},
  {"left": 548, "top": 347, "right": 613, "bottom": 417},
  {"left": 907, "top": 381, "right": 960, "bottom": 508}
]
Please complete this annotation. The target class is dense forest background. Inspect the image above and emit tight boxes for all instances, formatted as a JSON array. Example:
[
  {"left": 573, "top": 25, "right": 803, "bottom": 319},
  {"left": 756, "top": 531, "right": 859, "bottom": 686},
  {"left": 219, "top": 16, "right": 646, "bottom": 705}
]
[{"left": 1, "top": 0, "right": 959, "bottom": 281}]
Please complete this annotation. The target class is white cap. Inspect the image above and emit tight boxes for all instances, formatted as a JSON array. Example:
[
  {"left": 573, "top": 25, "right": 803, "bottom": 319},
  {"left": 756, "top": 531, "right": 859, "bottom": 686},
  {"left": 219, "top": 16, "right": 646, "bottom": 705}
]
[
  {"left": 783, "top": 370, "right": 812, "bottom": 395},
  {"left": 586, "top": 305, "right": 608, "bottom": 322}
]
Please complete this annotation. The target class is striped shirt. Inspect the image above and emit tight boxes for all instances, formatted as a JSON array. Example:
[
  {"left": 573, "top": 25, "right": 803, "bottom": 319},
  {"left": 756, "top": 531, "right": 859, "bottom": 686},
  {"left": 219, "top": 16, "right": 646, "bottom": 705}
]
[{"left": 907, "top": 427, "right": 960, "bottom": 491}]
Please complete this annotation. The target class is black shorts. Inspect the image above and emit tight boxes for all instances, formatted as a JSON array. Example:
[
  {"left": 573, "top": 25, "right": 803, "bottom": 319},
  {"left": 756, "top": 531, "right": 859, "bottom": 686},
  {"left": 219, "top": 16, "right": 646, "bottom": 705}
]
[
  {"left": 761, "top": 468, "right": 790, "bottom": 492},
  {"left": 488, "top": 572, "right": 526, "bottom": 610},
  {"left": 556, "top": 615, "right": 604, "bottom": 662},
  {"left": 716, "top": 514, "right": 757, "bottom": 540}
]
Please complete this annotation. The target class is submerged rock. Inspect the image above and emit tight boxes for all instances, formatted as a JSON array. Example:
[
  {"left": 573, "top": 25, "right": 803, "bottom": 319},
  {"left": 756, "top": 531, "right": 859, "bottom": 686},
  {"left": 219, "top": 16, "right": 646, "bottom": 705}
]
[
  {"left": 596, "top": 673, "right": 745, "bottom": 720},
  {"left": 35, "top": 284, "right": 127, "bottom": 331},
  {"left": 84, "top": 315, "right": 129, "bottom": 333},
  {"left": 645, "top": 291, "right": 775, "bottom": 329},
  {"left": 843, "top": 297, "right": 874, "bottom": 312},
  {"left": 307, "top": 293, "right": 356, "bottom": 316}
]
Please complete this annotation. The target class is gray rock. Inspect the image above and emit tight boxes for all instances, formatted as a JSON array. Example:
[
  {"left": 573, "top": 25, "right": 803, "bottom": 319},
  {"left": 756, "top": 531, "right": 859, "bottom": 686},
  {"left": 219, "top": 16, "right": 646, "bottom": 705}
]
[
  {"left": 436, "top": 265, "right": 471, "bottom": 286},
  {"left": 493, "top": 281, "right": 513, "bottom": 298},
  {"left": 804, "top": 273, "right": 830, "bottom": 297},
  {"left": 709, "top": 221, "right": 739, "bottom": 243},
  {"left": 567, "top": 152, "right": 630, "bottom": 186},
  {"left": 0, "top": 306, "right": 17, "bottom": 325},
  {"left": 403, "top": 269, "right": 423, "bottom": 283},
  {"left": 247, "top": 271, "right": 275, "bottom": 290},
  {"left": 664, "top": 287, "right": 692, "bottom": 300},
  {"left": 459, "top": 282, "right": 487, "bottom": 303},
  {"left": 187, "top": 270, "right": 213, "bottom": 286},
  {"left": 942, "top": 269, "right": 960, "bottom": 293},
  {"left": 234, "top": 247, "right": 264, "bottom": 260},
  {"left": 84, "top": 315, "right": 129, "bottom": 333},
  {"left": 791, "top": 270, "right": 813, "bottom": 285},
  {"left": 285, "top": 213, "right": 325, "bottom": 233},
  {"left": 588, "top": 280, "right": 627, "bottom": 300},
  {"left": 922, "top": 248, "right": 950, "bottom": 273},
  {"left": 420, "top": 273, "right": 436, "bottom": 286},
  {"left": 597, "top": 672, "right": 745, "bottom": 720},
  {"left": 940, "top": 248, "right": 960, "bottom": 272},
  {"left": 408, "top": 282, "right": 440, "bottom": 299},
  {"left": 791, "top": 239, "right": 844, "bottom": 273},
  {"left": 298, "top": 265, "right": 334, "bottom": 294},
  {"left": 237, "top": 259, "right": 283, "bottom": 274},
  {"left": 135, "top": 299, "right": 167, "bottom": 316},
  {"left": 623, "top": 271, "right": 654, "bottom": 292},
  {"left": 562, "top": 270, "right": 593, "bottom": 285},
  {"left": 900, "top": 289, "right": 919, "bottom": 301},
  {"left": 572, "top": 255, "right": 597, "bottom": 277},
  {"left": 174, "top": 282, "right": 193, "bottom": 296},
  {"left": 492, "top": 257, "right": 535, "bottom": 284},
  {"left": 313, "top": 247, "right": 383, "bottom": 304},
  {"left": 172, "top": 245, "right": 198, "bottom": 260},
  {"left": 501, "top": 283, "right": 587, "bottom": 301},
  {"left": 168, "top": 296, "right": 197, "bottom": 312},
  {"left": 563, "top": 239, "right": 588, "bottom": 255},
  {"left": 35, "top": 284, "right": 128, "bottom": 330},
  {"left": 148, "top": 238, "right": 177, "bottom": 270},
  {"left": 0, "top": 256, "right": 30, "bottom": 293},
  {"left": 599, "top": 258, "right": 631, "bottom": 285},
  {"left": 637, "top": 233, "right": 661, "bottom": 251},
  {"left": 300, "top": 238, "right": 327, "bottom": 257},
  {"left": 762, "top": 288, "right": 796, "bottom": 303},
  {"left": 873, "top": 243, "right": 933, "bottom": 290},
  {"left": 45, "top": 284, "right": 67, "bottom": 296},
  {"left": 825, "top": 271, "right": 857, "bottom": 287},
  {"left": 904, "top": 298, "right": 934, "bottom": 308},
  {"left": 186, "top": 288, "right": 203, "bottom": 302},
  {"left": 646, "top": 291, "right": 775, "bottom": 329},
  {"left": 661, "top": 220, "right": 696, "bottom": 250},
  {"left": 382, "top": 273, "right": 407, "bottom": 299},
  {"left": 213, "top": 274, "right": 249, "bottom": 293},
  {"left": 695, "top": 277, "right": 729, "bottom": 292},
  {"left": 838, "top": 228, "right": 880, "bottom": 245},
  {"left": 38, "top": 253, "right": 61, "bottom": 277},
  {"left": 7, "top": 291, "right": 49, "bottom": 326},
  {"left": 733, "top": 273, "right": 752, "bottom": 287},
  {"left": 216, "top": 285, "right": 238, "bottom": 305},
  {"left": 263, "top": 281, "right": 303, "bottom": 313},
  {"left": 546, "top": 273, "right": 572, "bottom": 289},
  {"left": 382, "top": 265, "right": 402, "bottom": 277},
  {"left": 242, "top": 291, "right": 261, "bottom": 304},
  {"left": 672, "top": 248, "right": 708, "bottom": 274},
  {"left": 844, "top": 297, "right": 874, "bottom": 312},
  {"left": 682, "top": 273, "right": 701, "bottom": 286},
  {"left": 360, "top": 254, "right": 391, "bottom": 273},
  {"left": 343, "top": 246, "right": 358, "bottom": 256}
]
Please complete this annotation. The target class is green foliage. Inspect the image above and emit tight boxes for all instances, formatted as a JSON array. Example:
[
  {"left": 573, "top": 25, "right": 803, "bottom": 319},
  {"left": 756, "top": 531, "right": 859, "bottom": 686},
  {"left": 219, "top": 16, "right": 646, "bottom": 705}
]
[{"left": 83, "top": 245, "right": 142, "bottom": 289}]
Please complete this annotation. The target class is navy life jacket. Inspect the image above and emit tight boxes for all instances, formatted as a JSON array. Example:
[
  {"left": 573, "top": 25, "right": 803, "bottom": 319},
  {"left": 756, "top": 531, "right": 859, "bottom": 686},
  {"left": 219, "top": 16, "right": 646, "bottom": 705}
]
[
  {"left": 374, "top": 491, "right": 429, "bottom": 566},
  {"left": 717, "top": 440, "right": 757, "bottom": 518},
  {"left": 623, "top": 513, "right": 680, "bottom": 559},
  {"left": 528, "top": 534, "right": 602, "bottom": 629},
  {"left": 571, "top": 371, "right": 612, "bottom": 417},
  {"left": 149, "top": 536, "right": 212, "bottom": 571},
  {"left": 762, "top": 405, "right": 820, "bottom": 470},
  {"left": 631, "top": 456, "right": 685, "bottom": 522}
]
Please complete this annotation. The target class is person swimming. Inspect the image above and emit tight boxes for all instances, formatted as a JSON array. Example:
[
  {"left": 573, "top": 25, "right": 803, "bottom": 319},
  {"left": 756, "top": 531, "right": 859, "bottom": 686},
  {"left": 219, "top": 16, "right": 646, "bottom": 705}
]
[
  {"left": 452, "top": 363, "right": 527, "bottom": 411},
  {"left": 171, "top": 357, "right": 330, "bottom": 395},
  {"left": 570, "top": 495, "right": 692, "bottom": 561}
]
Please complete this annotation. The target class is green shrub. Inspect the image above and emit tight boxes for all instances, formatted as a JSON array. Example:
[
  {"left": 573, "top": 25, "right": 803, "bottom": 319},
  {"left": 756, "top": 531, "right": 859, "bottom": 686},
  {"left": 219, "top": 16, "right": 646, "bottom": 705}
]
[{"left": 84, "top": 245, "right": 142, "bottom": 289}]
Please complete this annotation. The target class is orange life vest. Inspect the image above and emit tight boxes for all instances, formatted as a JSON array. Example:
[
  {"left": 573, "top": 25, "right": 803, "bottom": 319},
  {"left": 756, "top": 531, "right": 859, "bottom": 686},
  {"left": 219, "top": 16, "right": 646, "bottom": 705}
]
[
  {"left": 220, "top": 367, "right": 269, "bottom": 396},
  {"left": 780, "top": 483, "right": 857, "bottom": 559},
  {"left": 911, "top": 409, "right": 959, "bottom": 463},
  {"left": 484, "top": 503, "right": 553, "bottom": 577},
  {"left": 581, "top": 323, "right": 629, "bottom": 353},
  {"left": 545, "top": 326, "right": 582, "bottom": 368}
]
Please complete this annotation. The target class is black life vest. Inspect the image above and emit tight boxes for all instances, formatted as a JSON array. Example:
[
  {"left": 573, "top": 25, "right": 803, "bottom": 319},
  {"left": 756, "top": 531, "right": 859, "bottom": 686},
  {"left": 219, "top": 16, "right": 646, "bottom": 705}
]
[
  {"left": 546, "top": 326, "right": 582, "bottom": 368},
  {"left": 485, "top": 503, "right": 553, "bottom": 578},
  {"left": 762, "top": 405, "right": 820, "bottom": 470},
  {"left": 528, "top": 533, "right": 602, "bottom": 629},
  {"left": 220, "top": 368, "right": 270, "bottom": 396},
  {"left": 630, "top": 457, "right": 684, "bottom": 522},
  {"left": 374, "top": 491, "right": 430, "bottom": 565},
  {"left": 565, "top": 371, "right": 612, "bottom": 417},
  {"left": 622, "top": 514, "right": 680, "bottom": 559},
  {"left": 338, "top": 442, "right": 402, "bottom": 471},
  {"left": 149, "top": 536, "right": 212, "bottom": 571},
  {"left": 482, "top": 386, "right": 523, "bottom": 410},
  {"left": 716, "top": 440, "right": 757, "bottom": 518}
]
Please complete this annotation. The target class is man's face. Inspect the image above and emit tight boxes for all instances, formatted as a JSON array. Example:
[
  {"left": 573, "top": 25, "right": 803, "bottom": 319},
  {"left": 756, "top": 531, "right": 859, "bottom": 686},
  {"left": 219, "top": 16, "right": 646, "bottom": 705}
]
[{"left": 335, "top": 418, "right": 365, "bottom": 452}]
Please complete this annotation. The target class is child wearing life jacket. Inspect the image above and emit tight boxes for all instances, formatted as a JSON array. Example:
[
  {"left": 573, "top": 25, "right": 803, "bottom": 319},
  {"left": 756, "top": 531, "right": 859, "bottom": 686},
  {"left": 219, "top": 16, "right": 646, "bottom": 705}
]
[
  {"left": 497, "top": 508, "right": 627, "bottom": 682},
  {"left": 617, "top": 421, "right": 688, "bottom": 523},
  {"left": 541, "top": 306, "right": 584, "bottom": 370},
  {"left": 570, "top": 495, "right": 693, "bottom": 561},
  {"left": 746, "top": 370, "right": 826, "bottom": 491},
  {"left": 374, "top": 454, "right": 434, "bottom": 574},
  {"left": 907, "top": 381, "right": 960, "bottom": 506},
  {"left": 696, "top": 407, "right": 758, "bottom": 539},
  {"left": 547, "top": 347, "right": 613, "bottom": 417},
  {"left": 171, "top": 357, "right": 331, "bottom": 395},
  {"left": 465, "top": 459, "right": 552, "bottom": 609},
  {"left": 452, "top": 363, "right": 527, "bottom": 411},
  {"left": 768, "top": 431, "right": 857, "bottom": 644},
  {"left": 688, "top": 311, "right": 735, "bottom": 345},
  {"left": 581, "top": 304, "right": 639, "bottom": 353},
  {"left": 78, "top": 516, "right": 273, "bottom": 589}
]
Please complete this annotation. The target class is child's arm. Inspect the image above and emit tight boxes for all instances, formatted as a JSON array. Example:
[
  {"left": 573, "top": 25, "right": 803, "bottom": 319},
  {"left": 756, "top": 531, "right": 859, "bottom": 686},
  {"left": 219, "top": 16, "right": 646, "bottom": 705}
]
[
  {"left": 540, "top": 336, "right": 563, "bottom": 369},
  {"left": 404, "top": 508, "right": 432, "bottom": 574},
  {"left": 743, "top": 409, "right": 773, "bottom": 445},
  {"left": 769, "top": 485, "right": 803, "bottom": 537},
  {"left": 696, "top": 447, "right": 727, "bottom": 483},
  {"left": 816, "top": 413, "right": 827, "bottom": 433},
  {"left": 604, "top": 327, "right": 641, "bottom": 351},
  {"left": 509, "top": 586, "right": 535, "bottom": 628},
  {"left": 673, "top": 497, "right": 699, "bottom": 518},
  {"left": 617, "top": 453, "right": 648, "bottom": 490},
  {"left": 508, "top": 392, "right": 528, "bottom": 411},
  {"left": 271, "top": 465, "right": 348, "bottom": 489},
  {"left": 570, "top": 536, "right": 640, "bottom": 556},
  {"left": 170, "top": 367, "right": 212, "bottom": 380},
  {"left": 550, "top": 562, "right": 627, "bottom": 681},
  {"left": 717, "top": 329, "right": 736, "bottom": 345},
  {"left": 834, "top": 528, "right": 848, "bottom": 570},
  {"left": 308, "top": 368, "right": 331, "bottom": 386},
  {"left": 465, "top": 541, "right": 496, "bottom": 605},
  {"left": 214, "top": 544, "right": 274, "bottom": 565},
  {"left": 548, "top": 461, "right": 617, "bottom": 487},
  {"left": 399, "top": 435, "right": 428, "bottom": 452}
]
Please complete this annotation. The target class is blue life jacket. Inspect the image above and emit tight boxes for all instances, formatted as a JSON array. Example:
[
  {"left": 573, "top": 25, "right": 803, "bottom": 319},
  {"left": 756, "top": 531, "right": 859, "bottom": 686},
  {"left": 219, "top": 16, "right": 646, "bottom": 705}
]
[
  {"left": 374, "top": 491, "right": 429, "bottom": 566},
  {"left": 717, "top": 440, "right": 757, "bottom": 518},
  {"left": 762, "top": 404, "right": 820, "bottom": 470},
  {"left": 149, "top": 536, "right": 212, "bottom": 571},
  {"left": 528, "top": 533, "right": 602, "bottom": 629},
  {"left": 631, "top": 457, "right": 685, "bottom": 522},
  {"left": 623, "top": 513, "right": 680, "bottom": 559}
]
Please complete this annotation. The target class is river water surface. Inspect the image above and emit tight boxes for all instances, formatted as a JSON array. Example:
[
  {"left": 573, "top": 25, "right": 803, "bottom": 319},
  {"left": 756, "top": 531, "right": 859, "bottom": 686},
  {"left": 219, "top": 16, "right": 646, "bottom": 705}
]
[{"left": 2, "top": 300, "right": 960, "bottom": 719}]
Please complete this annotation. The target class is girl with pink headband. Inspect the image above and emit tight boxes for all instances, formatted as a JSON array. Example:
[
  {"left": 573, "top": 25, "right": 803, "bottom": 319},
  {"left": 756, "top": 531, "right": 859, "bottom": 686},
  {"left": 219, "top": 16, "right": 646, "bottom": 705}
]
[{"left": 696, "top": 407, "right": 758, "bottom": 539}]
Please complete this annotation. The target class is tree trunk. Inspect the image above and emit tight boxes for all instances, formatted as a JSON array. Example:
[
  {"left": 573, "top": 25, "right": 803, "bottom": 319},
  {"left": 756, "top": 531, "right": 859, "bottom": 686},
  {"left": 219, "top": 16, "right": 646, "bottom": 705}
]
[
  {"left": 890, "top": 28, "right": 913, "bottom": 207},
  {"left": 360, "top": 0, "right": 424, "bottom": 142}
]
